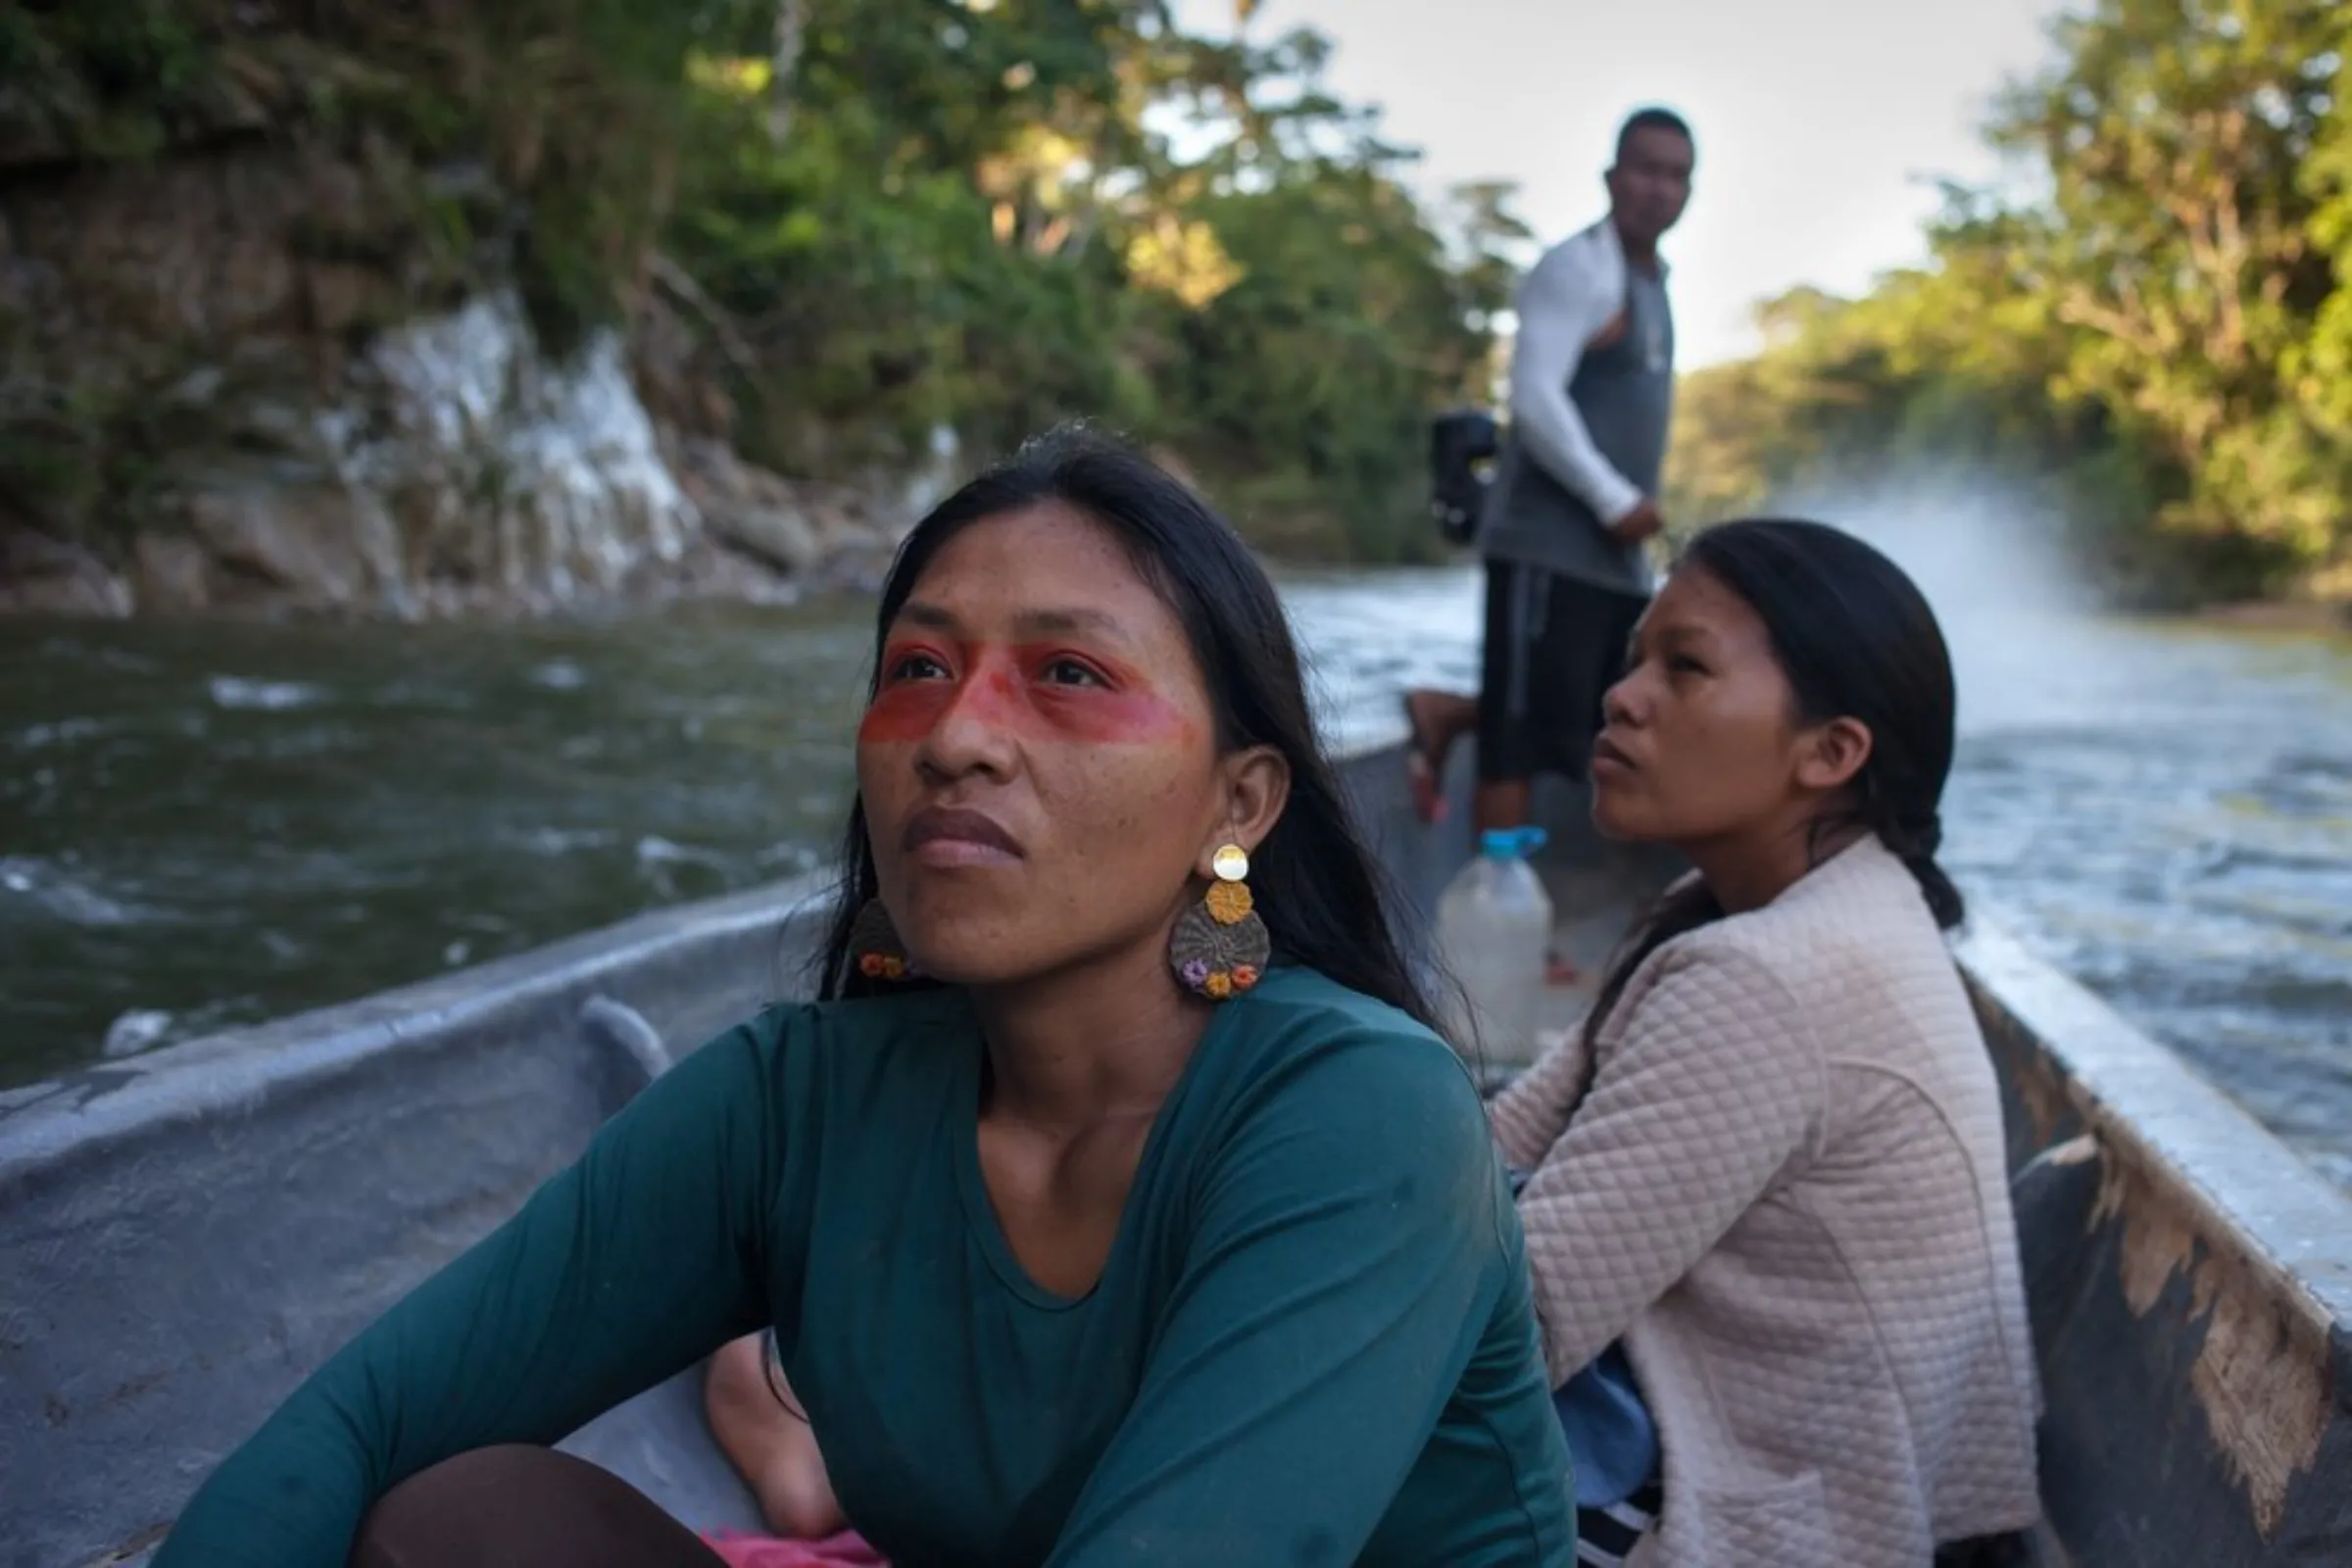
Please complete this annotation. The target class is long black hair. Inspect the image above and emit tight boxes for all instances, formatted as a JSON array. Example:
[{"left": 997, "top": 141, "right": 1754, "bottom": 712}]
[
  {"left": 1577, "top": 517, "right": 1964, "bottom": 1079},
  {"left": 807, "top": 424, "right": 1441, "bottom": 1034}
]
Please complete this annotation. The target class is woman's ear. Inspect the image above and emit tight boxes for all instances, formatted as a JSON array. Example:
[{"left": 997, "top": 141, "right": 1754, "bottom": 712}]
[
  {"left": 1200, "top": 744, "right": 1291, "bottom": 875},
  {"left": 1795, "top": 715, "right": 1874, "bottom": 795}
]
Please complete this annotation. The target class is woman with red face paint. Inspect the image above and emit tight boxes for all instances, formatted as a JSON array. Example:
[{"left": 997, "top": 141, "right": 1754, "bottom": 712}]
[
  {"left": 1492, "top": 519, "right": 2042, "bottom": 1567},
  {"left": 153, "top": 430, "right": 1577, "bottom": 1568}
]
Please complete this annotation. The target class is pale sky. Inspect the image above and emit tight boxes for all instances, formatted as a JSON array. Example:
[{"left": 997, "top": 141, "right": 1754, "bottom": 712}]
[{"left": 1169, "top": 0, "right": 2063, "bottom": 368}]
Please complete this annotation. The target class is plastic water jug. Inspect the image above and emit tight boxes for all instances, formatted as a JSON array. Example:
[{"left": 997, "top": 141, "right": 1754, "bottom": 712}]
[{"left": 1435, "top": 827, "right": 1554, "bottom": 1069}]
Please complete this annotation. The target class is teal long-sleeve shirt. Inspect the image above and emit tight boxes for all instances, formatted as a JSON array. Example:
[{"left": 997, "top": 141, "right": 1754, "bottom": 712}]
[{"left": 155, "top": 967, "right": 1574, "bottom": 1566}]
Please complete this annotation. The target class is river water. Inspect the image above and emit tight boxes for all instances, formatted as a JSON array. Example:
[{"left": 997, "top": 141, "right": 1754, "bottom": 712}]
[{"left": 4, "top": 566, "right": 2349, "bottom": 1185}]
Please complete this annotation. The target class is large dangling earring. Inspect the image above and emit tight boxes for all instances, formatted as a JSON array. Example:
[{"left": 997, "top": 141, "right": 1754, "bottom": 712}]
[
  {"left": 849, "top": 897, "right": 916, "bottom": 983},
  {"left": 1170, "top": 843, "right": 1270, "bottom": 1002}
]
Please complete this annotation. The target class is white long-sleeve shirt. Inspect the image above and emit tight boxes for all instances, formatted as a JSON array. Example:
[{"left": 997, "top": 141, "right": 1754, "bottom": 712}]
[
  {"left": 1479, "top": 218, "right": 1675, "bottom": 595},
  {"left": 1506, "top": 218, "right": 1665, "bottom": 526}
]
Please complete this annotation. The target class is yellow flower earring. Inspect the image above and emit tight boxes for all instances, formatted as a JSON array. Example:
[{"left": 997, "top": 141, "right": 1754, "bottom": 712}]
[{"left": 1170, "top": 843, "right": 1270, "bottom": 1001}]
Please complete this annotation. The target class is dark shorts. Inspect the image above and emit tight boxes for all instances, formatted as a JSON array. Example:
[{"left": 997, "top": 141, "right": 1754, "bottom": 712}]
[{"left": 1477, "top": 561, "right": 1647, "bottom": 785}]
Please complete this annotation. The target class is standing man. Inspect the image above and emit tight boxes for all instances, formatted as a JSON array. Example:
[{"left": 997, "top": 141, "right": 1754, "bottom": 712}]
[{"left": 1404, "top": 108, "right": 1694, "bottom": 853}]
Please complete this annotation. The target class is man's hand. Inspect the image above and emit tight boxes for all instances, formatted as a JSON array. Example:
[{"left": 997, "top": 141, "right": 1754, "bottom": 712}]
[{"left": 1609, "top": 499, "right": 1665, "bottom": 543}]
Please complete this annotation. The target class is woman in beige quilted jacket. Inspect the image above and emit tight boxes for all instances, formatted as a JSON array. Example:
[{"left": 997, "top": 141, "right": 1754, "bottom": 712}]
[{"left": 1492, "top": 518, "right": 2042, "bottom": 1567}]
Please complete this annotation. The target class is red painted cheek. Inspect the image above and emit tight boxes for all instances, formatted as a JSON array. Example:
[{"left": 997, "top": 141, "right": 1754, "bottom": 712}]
[
  {"left": 862, "top": 680, "right": 1197, "bottom": 747},
  {"left": 1030, "top": 685, "right": 1197, "bottom": 746},
  {"left": 1013, "top": 644, "right": 1198, "bottom": 745},
  {"left": 859, "top": 641, "right": 1201, "bottom": 747},
  {"left": 858, "top": 682, "right": 951, "bottom": 745}
]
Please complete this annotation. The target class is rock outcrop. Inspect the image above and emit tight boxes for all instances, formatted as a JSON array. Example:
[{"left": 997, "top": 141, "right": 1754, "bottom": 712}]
[{"left": 0, "top": 17, "right": 908, "bottom": 619}]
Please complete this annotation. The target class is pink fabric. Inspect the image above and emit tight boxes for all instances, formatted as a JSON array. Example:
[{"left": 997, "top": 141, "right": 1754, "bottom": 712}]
[{"left": 703, "top": 1530, "right": 887, "bottom": 1568}]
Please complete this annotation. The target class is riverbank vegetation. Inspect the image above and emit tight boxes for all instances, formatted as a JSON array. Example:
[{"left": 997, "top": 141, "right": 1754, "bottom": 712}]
[
  {"left": 1665, "top": 0, "right": 2352, "bottom": 608},
  {"left": 5, "top": 0, "right": 2349, "bottom": 603},
  {"left": 1, "top": 0, "right": 1519, "bottom": 571}
]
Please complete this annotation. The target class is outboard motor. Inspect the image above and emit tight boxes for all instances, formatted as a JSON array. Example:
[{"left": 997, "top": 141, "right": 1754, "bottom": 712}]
[{"left": 1429, "top": 408, "right": 1499, "bottom": 546}]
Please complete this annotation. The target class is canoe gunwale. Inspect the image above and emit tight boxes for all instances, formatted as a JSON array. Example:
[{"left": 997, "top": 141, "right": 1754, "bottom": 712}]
[
  {"left": 1956, "top": 919, "right": 2352, "bottom": 1559},
  {"left": 1956, "top": 920, "right": 2352, "bottom": 1328},
  {"left": 0, "top": 873, "right": 836, "bottom": 1191}
]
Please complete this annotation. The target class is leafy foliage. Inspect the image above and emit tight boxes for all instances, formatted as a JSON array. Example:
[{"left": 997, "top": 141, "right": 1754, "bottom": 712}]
[
  {"left": 665, "top": 3, "right": 1521, "bottom": 560},
  {"left": 1667, "top": 0, "right": 2352, "bottom": 605},
  {"left": 6, "top": 0, "right": 1519, "bottom": 562}
]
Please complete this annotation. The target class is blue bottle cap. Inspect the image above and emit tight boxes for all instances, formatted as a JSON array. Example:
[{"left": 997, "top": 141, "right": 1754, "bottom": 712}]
[{"left": 1478, "top": 826, "right": 1549, "bottom": 859}]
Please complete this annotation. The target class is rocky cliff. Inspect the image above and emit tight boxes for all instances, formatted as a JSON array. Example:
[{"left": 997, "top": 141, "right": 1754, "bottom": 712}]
[{"left": 0, "top": 6, "right": 915, "bottom": 618}]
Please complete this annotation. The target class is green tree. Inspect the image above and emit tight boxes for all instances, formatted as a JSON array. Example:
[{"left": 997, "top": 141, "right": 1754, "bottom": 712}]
[
  {"left": 666, "top": 8, "right": 1521, "bottom": 560},
  {"left": 1667, "top": 0, "right": 2352, "bottom": 606},
  {"left": 4, "top": 0, "right": 1525, "bottom": 566},
  {"left": 1989, "top": 0, "right": 2347, "bottom": 591}
]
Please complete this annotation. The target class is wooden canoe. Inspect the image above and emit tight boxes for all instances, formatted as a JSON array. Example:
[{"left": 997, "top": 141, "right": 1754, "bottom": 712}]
[{"left": 3, "top": 731, "right": 2348, "bottom": 1565}]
